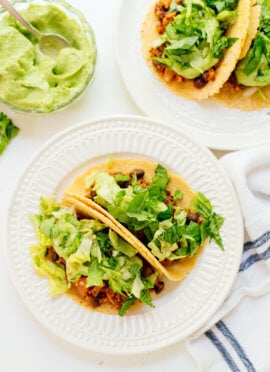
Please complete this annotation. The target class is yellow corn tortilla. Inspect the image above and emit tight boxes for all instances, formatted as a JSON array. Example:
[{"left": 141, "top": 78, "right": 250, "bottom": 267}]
[
  {"left": 239, "top": 5, "right": 261, "bottom": 59},
  {"left": 141, "top": 0, "right": 251, "bottom": 100},
  {"left": 65, "top": 158, "right": 207, "bottom": 281},
  {"left": 214, "top": 85, "right": 270, "bottom": 110},
  {"left": 214, "top": 5, "right": 270, "bottom": 110}
]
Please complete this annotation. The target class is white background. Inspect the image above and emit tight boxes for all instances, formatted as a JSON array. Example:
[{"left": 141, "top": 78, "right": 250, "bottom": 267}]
[{"left": 0, "top": 1, "right": 226, "bottom": 370}]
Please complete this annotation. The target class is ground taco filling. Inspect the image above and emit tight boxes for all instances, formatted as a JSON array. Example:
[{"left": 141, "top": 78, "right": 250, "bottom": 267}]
[
  {"left": 82, "top": 162, "right": 224, "bottom": 271},
  {"left": 149, "top": 0, "right": 239, "bottom": 89},
  {"left": 30, "top": 197, "right": 163, "bottom": 316}
]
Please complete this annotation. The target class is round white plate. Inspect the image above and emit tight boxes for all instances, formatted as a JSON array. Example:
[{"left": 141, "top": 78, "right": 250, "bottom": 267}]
[
  {"left": 6, "top": 115, "right": 243, "bottom": 354},
  {"left": 116, "top": 0, "right": 270, "bottom": 150}
]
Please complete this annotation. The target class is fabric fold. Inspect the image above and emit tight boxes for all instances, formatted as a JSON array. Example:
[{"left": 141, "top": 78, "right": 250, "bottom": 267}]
[{"left": 186, "top": 144, "right": 270, "bottom": 372}]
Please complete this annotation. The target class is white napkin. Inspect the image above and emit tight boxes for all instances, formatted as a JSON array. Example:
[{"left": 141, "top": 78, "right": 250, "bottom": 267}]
[{"left": 186, "top": 144, "right": 270, "bottom": 372}]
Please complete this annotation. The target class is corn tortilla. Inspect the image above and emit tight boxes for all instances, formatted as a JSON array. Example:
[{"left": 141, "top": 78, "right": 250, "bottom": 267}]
[
  {"left": 239, "top": 5, "right": 261, "bottom": 59},
  {"left": 141, "top": 0, "right": 251, "bottom": 100}
]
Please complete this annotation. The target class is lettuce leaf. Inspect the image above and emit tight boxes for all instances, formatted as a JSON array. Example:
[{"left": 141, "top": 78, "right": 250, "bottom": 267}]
[
  {"left": 190, "top": 192, "right": 213, "bottom": 218},
  {"left": 206, "top": 0, "right": 237, "bottom": 12},
  {"left": 30, "top": 244, "right": 68, "bottom": 295},
  {"left": 66, "top": 237, "right": 92, "bottom": 282},
  {"left": 148, "top": 164, "right": 169, "bottom": 200},
  {"left": 86, "top": 172, "right": 121, "bottom": 205},
  {"left": 119, "top": 296, "right": 137, "bottom": 316},
  {"left": 86, "top": 259, "right": 104, "bottom": 287}
]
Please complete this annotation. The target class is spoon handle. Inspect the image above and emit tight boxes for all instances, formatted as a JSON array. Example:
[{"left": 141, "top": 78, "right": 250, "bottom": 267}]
[{"left": 0, "top": 0, "right": 40, "bottom": 38}]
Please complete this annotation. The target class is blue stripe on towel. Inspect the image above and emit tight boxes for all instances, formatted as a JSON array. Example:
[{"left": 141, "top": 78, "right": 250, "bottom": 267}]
[
  {"left": 240, "top": 246, "right": 270, "bottom": 272},
  {"left": 243, "top": 231, "right": 270, "bottom": 252},
  {"left": 205, "top": 330, "right": 241, "bottom": 372},
  {"left": 216, "top": 321, "right": 256, "bottom": 372}
]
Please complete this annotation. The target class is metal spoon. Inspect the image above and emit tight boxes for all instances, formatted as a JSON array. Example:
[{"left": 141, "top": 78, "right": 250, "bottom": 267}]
[{"left": 0, "top": 0, "right": 72, "bottom": 57}]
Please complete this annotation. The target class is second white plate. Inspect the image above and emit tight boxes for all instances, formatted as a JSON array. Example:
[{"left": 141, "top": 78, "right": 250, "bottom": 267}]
[
  {"left": 6, "top": 115, "right": 243, "bottom": 354},
  {"left": 117, "top": 0, "right": 270, "bottom": 150}
]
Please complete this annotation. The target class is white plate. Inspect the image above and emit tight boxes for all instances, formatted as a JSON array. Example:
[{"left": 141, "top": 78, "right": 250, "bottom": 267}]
[
  {"left": 6, "top": 115, "right": 243, "bottom": 354},
  {"left": 116, "top": 0, "right": 270, "bottom": 150}
]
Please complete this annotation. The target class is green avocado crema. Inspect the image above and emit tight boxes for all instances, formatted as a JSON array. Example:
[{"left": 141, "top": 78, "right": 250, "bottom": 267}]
[
  {"left": 236, "top": 0, "right": 270, "bottom": 87},
  {"left": 153, "top": 0, "right": 238, "bottom": 79},
  {"left": 0, "top": 4, "right": 96, "bottom": 112}
]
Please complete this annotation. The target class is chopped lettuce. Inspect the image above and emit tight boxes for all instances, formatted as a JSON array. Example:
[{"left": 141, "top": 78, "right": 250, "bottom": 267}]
[
  {"left": 190, "top": 191, "right": 213, "bottom": 218},
  {"left": 30, "top": 244, "right": 67, "bottom": 295},
  {"left": 85, "top": 172, "right": 121, "bottom": 205},
  {"left": 30, "top": 196, "right": 156, "bottom": 315},
  {"left": 85, "top": 164, "right": 225, "bottom": 263},
  {"left": 66, "top": 237, "right": 92, "bottom": 282},
  {"left": 0, "top": 112, "right": 19, "bottom": 155},
  {"left": 206, "top": 0, "right": 237, "bottom": 12}
]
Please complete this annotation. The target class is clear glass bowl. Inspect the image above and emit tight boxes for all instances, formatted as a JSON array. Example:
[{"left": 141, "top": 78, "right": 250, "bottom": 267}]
[{"left": 0, "top": 0, "right": 97, "bottom": 114}]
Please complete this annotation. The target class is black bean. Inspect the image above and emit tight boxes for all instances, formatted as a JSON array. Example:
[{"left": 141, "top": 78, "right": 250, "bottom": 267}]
[
  {"left": 90, "top": 189, "right": 97, "bottom": 198},
  {"left": 193, "top": 75, "right": 207, "bottom": 89},
  {"left": 90, "top": 297, "right": 100, "bottom": 307},
  {"left": 132, "top": 169, "right": 145, "bottom": 179},
  {"left": 187, "top": 212, "right": 200, "bottom": 223},
  {"left": 154, "top": 281, "right": 164, "bottom": 294}
]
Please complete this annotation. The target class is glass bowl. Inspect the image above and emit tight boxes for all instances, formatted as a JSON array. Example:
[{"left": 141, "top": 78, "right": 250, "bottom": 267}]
[{"left": 0, "top": 0, "right": 97, "bottom": 114}]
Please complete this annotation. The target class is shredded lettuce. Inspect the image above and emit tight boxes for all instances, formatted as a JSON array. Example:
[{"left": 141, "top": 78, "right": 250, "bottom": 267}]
[
  {"left": 86, "top": 172, "right": 121, "bottom": 205},
  {"left": 85, "top": 164, "right": 225, "bottom": 262},
  {"left": 190, "top": 191, "right": 213, "bottom": 218},
  {"left": 30, "top": 244, "right": 67, "bottom": 295}
]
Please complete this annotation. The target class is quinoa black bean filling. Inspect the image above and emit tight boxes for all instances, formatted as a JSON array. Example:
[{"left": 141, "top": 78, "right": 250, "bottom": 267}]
[{"left": 44, "top": 240, "right": 164, "bottom": 312}]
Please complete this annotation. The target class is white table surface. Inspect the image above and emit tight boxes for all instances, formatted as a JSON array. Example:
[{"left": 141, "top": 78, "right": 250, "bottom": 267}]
[{"left": 0, "top": 1, "right": 227, "bottom": 370}]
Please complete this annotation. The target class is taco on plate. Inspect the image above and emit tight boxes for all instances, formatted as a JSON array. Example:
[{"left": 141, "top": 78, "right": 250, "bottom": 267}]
[
  {"left": 30, "top": 196, "right": 163, "bottom": 316},
  {"left": 141, "top": 0, "right": 251, "bottom": 100},
  {"left": 65, "top": 159, "right": 224, "bottom": 281},
  {"left": 214, "top": 0, "right": 270, "bottom": 110}
]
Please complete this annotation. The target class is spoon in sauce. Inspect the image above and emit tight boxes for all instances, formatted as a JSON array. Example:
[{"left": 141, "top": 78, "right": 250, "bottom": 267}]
[{"left": 0, "top": 0, "right": 72, "bottom": 57}]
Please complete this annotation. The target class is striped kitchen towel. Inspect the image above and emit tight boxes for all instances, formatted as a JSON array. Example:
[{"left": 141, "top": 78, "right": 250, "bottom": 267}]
[{"left": 187, "top": 144, "right": 270, "bottom": 372}]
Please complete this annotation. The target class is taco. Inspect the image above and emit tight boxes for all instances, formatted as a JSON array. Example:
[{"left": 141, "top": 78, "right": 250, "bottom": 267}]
[
  {"left": 214, "top": 0, "right": 270, "bottom": 110},
  {"left": 65, "top": 159, "right": 224, "bottom": 281},
  {"left": 141, "top": 0, "right": 251, "bottom": 100},
  {"left": 30, "top": 196, "right": 163, "bottom": 316}
]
